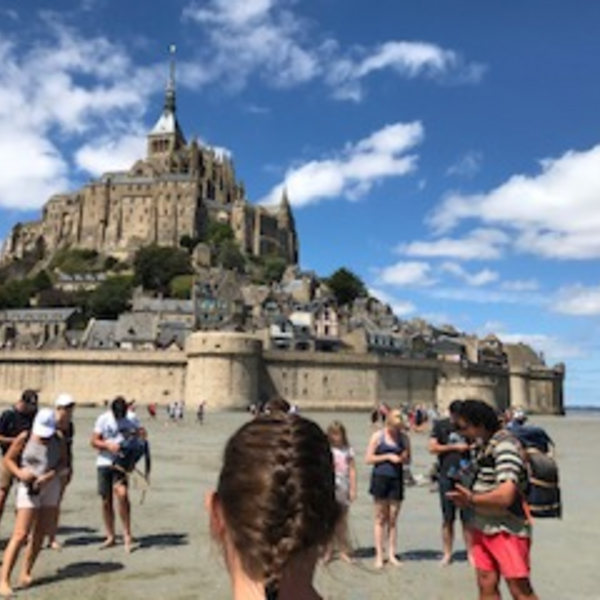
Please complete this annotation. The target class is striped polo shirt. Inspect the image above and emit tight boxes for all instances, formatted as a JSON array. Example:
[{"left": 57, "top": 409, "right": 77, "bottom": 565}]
[{"left": 472, "top": 431, "right": 531, "bottom": 537}]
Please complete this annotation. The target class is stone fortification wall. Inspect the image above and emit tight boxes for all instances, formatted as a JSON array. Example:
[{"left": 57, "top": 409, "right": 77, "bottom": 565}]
[
  {"left": 510, "top": 365, "right": 565, "bottom": 415},
  {"left": 260, "top": 351, "right": 439, "bottom": 410},
  {"left": 436, "top": 362, "right": 510, "bottom": 414},
  {"left": 185, "top": 332, "right": 262, "bottom": 409},
  {"left": 0, "top": 350, "right": 186, "bottom": 407},
  {"left": 0, "top": 332, "right": 564, "bottom": 414}
]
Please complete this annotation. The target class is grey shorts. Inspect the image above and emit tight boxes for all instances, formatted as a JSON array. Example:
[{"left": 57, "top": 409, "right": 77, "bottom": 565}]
[
  {"left": 97, "top": 466, "right": 127, "bottom": 498},
  {"left": 16, "top": 478, "right": 61, "bottom": 509}
]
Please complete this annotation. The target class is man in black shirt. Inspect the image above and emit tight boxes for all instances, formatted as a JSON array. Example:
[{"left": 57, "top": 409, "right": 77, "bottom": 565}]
[
  {"left": 0, "top": 389, "right": 38, "bottom": 525},
  {"left": 429, "top": 399, "right": 473, "bottom": 565}
]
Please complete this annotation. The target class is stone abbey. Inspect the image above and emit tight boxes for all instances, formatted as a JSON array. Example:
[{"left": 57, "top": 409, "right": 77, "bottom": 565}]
[
  {"left": 0, "top": 53, "right": 565, "bottom": 416},
  {"left": 1, "top": 53, "right": 298, "bottom": 268}
]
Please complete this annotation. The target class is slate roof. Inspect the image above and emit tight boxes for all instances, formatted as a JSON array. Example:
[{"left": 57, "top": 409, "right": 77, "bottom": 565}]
[
  {"left": 83, "top": 320, "right": 118, "bottom": 350},
  {"left": 116, "top": 313, "right": 159, "bottom": 345},
  {"left": 0, "top": 308, "right": 78, "bottom": 323},
  {"left": 133, "top": 297, "right": 193, "bottom": 314},
  {"left": 157, "top": 321, "right": 192, "bottom": 349}
]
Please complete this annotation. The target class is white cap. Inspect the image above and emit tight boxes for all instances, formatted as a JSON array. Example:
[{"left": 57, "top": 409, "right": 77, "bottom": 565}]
[
  {"left": 32, "top": 408, "right": 57, "bottom": 438},
  {"left": 513, "top": 408, "right": 527, "bottom": 423},
  {"left": 55, "top": 393, "right": 75, "bottom": 408}
]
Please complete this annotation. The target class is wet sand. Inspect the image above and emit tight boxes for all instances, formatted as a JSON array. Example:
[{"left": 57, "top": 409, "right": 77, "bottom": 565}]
[{"left": 1, "top": 407, "right": 598, "bottom": 600}]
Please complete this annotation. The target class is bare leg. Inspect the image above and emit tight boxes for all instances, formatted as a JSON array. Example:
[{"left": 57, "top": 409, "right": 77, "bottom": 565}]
[
  {"left": 46, "top": 478, "right": 67, "bottom": 549},
  {"left": 336, "top": 509, "right": 354, "bottom": 562},
  {"left": 19, "top": 506, "right": 57, "bottom": 587},
  {"left": 0, "top": 486, "right": 10, "bottom": 527},
  {"left": 0, "top": 508, "right": 36, "bottom": 596},
  {"left": 114, "top": 483, "right": 132, "bottom": 552},
  {"left": 387, "top": 501, "right": 402, "bottom": 565},
  {"left": 477, "top": 569, "right": 502, "bottom": 600},
  {"left": 505, "top": 578, "right": 539, "bottom": 600},
  {"left": 101, "top": 491, "right": 116, "bottom": 548},
  {"left": 373, "top": 501, "right": 388, "bottom": 568},
  {"left": 441, "top": 521, "right": 454, "bottom": 565},
  {"left": 462, "top": 521, "right": 473, "bottom": 563}
]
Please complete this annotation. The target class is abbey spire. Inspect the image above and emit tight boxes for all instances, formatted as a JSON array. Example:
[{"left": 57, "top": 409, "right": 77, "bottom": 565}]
[{"left": 147, "top": 45, "right": 186, "bottom": 159}]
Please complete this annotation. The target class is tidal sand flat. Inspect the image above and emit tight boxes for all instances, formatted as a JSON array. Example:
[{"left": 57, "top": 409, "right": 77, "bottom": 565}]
[{"left": 1, "top": 407, "right": 597, "bottom": 600}]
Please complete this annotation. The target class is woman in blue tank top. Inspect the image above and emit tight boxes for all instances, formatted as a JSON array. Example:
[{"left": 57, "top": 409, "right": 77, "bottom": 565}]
[{"left": 365, "top": 408, "right": 411, "bottom": 569}]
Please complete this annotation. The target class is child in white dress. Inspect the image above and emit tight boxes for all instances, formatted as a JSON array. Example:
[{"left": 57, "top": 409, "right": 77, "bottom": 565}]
[{"left": 324, "top": 420, "right": 357, "bottom": 563}]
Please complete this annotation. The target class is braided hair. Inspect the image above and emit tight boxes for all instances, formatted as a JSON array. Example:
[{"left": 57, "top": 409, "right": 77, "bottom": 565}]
[{"left": 217, "top": 414, "right": 340, "bottom": 596}]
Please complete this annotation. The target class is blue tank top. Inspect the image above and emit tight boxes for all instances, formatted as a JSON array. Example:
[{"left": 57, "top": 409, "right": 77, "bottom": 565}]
[{"left": 373, "top": 431, "right": 404, "bottom": 478}]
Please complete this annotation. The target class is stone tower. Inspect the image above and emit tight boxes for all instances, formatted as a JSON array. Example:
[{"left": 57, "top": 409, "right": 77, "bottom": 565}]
[{"left": 147, "top": 45, "right": 187, "bottom": 163}]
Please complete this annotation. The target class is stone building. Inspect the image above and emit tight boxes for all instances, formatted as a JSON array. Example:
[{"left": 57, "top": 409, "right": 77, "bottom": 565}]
[
  {"left": 1, "top": 53, "right": 298, "bottom": 269},
  {"left": 0, "top": 308, "right": 79, "bottom": 349}
]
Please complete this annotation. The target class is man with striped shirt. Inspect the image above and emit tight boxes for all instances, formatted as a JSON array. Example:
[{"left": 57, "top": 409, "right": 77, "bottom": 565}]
[{"left": 447, "top": 399, "right": 539, "bottom": 600}]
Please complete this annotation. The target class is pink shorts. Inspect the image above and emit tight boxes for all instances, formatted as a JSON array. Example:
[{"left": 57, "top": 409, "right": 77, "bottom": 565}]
[{"left": 471, "top": 530, "right": 531, "bottom": 579}]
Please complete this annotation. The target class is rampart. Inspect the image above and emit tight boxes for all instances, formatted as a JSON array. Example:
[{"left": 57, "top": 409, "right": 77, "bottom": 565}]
[{"left": 0, "top": 332, "right": 564, "bottom": 414}]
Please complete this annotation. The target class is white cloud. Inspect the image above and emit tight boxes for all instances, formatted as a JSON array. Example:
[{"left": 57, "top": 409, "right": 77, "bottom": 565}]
[
  {"left": 429, "top": 144, "right": 600, "bottom": 259},
  {"left": 399, "top": 228, "right": 508, "bottom": 260},
  {"left": 501, "top": 279, "right": 539, "bottom": 292},
  {"left": 354, "top": 41, "right": 485, "bottom": 81},
  {"left": 446, "top": 151, "right": 482, "bottom": 178},
  {"left": 377, "top": 261, "right": 436, "bottom": 288},
  {"left": 0, "top": 127, "right": 69, "bottom": 210},
  {"left": 478, "top": 322, "right": 583, "bottom": 363},
  {"left": 259, "top": 122, "right": 423, "bottom": 207},
  {"left": 554, "top": 284, "right": 600, "bottom": 316},
  {"left": 183, "top": 0, "right": 319, "bottom": 91},
  {"left": 480, "top": 320, "right": 506, "bottom": 334},
  {"left": 440, "top": 262, "right": 498, "bottom": 287},
  {"left": 0, "top": 16, "right": 165, "bottom": 211},
  {"left": 183, "top": 0, "right": 485, "bottom": 100},
  {"left": 74, "top": 132, "right": 146, "bottom": 176},
  {"left": 500, "top": 333, "right": 582, "bottom": 362},
  {"left": 429, "top": 287, "right": 543, "bottom": 307}
]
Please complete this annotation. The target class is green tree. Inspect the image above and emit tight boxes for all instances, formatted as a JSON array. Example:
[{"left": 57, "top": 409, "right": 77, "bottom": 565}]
[
  {"left": 133, "top": 245, "right": 192, "bottom": 295},
  {"left": 88, "top": 275, "right": 134, "bottom": 319},
  {"left": 179, "top": 234, "right": 200, "bottom": 254},
  {"left": 170, "top": 274, "right": 194, "bottom": 299},
  {"left": 32, "top": 269, "right": 53, "bottom": 293},
  {"left": 205, "top": 222, "right": 234, "bottom": 247},
  {"left": 326, "top": 267, "right": 367, "bottom": 306},
  {"left": 263, "top": 256, "right": 287, "bottom": 283},
  {"left": 50, "top": 248, "right": 101, "bottom": 274},
  {"left": 0, "top": 279, "right": 34, "bottom": 309},
  {"left": 216, "top": 240, "right": 246, "bottom": 273},
  {"left": 37, "top": 287, "right": 72, "bottom": 308}
]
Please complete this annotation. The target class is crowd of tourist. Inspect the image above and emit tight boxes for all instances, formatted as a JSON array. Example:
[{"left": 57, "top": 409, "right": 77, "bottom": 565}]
[{"left": 0, "top": 389, "right": 548, "bottom": 599}]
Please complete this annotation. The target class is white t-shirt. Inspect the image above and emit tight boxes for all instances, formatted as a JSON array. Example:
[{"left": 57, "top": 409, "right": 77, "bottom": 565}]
[{"left": 94, "top": 410, "right": 140, "bottom": 467}]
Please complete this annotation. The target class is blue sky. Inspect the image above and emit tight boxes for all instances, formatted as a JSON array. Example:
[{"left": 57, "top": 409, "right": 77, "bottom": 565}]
[{"left": 1, "top": 1, "right": 599, "bottom": 407}]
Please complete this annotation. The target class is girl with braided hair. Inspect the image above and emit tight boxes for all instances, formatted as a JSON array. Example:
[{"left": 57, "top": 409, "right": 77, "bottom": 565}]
[{"left": 207, "top": 414, "right": 341, "bottom": 600}]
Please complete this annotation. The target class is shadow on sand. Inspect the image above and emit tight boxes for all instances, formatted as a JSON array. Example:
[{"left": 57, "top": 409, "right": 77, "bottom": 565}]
[
  {"left": 27, "top": 560, "right": 124, "bottom": 590},
  {"left": 136, "top": 532, "right": 189, "bottom": 549},
  {"left": 353, "top": 546, "right": 467, "bottom": 563},
  {"left": 61, "top": 530, "right": 188, "bottom": 551}
]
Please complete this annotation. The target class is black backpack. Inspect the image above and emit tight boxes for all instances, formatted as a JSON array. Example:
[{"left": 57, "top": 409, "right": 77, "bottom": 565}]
[
  {"left": 510, "top": 425, "right": 562, "bottom": 519},
  {"left": 497, "top": 427, "right": 562, "bottom": 519}
]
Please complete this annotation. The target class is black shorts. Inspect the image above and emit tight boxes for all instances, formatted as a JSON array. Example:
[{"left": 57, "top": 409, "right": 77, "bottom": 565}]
[
  {"left": 369, "top": 473, "right": 404, "bottom": 502},
  {"left": 438, "top": 475, "right": 473, "bottom": 524},
  {"left": 97, "top": 466, "right": 128, "bottom": 498}
]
